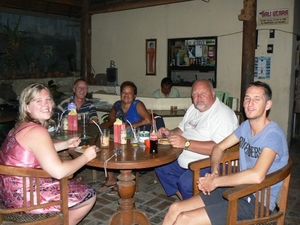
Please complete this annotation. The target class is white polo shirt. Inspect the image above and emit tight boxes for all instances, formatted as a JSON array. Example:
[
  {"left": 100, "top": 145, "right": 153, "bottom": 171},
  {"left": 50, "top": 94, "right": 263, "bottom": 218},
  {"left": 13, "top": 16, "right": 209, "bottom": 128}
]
[{"left": 177, "top": 98, "right": 238, "bottom": 168}]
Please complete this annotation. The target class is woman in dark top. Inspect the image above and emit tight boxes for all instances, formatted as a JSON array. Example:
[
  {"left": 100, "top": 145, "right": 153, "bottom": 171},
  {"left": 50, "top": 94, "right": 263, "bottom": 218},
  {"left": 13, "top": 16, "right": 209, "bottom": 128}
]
[{"left": 100, "top": 81, "right": 151, "bottom": 194}]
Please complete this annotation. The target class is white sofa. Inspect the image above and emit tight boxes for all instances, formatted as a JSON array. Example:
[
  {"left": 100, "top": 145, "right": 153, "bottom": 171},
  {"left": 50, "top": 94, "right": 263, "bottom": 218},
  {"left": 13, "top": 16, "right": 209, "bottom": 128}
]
[{"left": 92, "top": 92, "right": 192, "bottom": 128}]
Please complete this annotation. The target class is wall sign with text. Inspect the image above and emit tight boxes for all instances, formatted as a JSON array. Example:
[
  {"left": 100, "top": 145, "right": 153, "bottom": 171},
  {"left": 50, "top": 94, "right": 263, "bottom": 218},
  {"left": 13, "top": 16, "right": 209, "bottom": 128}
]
[{"left": 258, "top": 8, "right": 289, "bottom": 25}]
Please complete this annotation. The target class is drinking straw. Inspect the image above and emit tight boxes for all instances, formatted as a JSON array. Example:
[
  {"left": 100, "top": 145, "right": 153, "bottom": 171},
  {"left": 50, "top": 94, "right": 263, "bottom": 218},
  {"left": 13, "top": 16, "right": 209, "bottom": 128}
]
[
  {"left": 92, "top": 120, "right": 103, "bottom": 136},
  {"left": 55, "top": 109, "right": 67, "bottom": 132},
  {"left": 151, "top": 109, "right": 154, "bottom": 121},
  {"left": 126, "top": 119, "right": 138, "bottom": 140}
]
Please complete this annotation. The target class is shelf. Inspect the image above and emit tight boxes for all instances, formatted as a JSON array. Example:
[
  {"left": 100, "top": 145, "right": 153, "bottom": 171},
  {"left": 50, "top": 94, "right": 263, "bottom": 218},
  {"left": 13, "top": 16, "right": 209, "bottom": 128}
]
[
  {"left": 167, "top": 36, "right": 217, "bottom": 87},
  {"left": 169, "top": 65, "right": 215, "bottom": 72},
  {"left": 172, "top": 82, "right": 194, "bottom": 87}
]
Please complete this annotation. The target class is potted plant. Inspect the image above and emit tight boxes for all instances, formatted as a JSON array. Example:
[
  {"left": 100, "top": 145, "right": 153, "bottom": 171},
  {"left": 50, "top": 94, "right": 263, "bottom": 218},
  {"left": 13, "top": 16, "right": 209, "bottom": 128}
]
[
  {"left": 48, "top": 60, "right": 60, "bottom": 76},
  {"left": 0, "top": 16, "right": 31, "bottom": 76},
  {"left": 47, "top": 80, "right": 66, "bottom": 104}
]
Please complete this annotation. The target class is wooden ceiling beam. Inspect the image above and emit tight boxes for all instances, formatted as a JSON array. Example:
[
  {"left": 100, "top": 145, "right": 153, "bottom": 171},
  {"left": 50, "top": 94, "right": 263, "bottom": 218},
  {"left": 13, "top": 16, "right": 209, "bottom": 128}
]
[
  {"left": 1, "top": 0, "right": 194, "bottom": 18},
  {"left": 89, "top": 0, "right": 194, "bottom": 14},
  {"left": 24, "top": 0, "right": 30, "bottom": 11},
  {"left": 44, "top": 0, "right": 81, "bottom": 8}
]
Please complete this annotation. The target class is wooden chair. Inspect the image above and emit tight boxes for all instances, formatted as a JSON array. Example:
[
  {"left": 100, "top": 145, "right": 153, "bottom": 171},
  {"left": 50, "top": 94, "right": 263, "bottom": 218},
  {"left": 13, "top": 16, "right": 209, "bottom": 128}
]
[
  {"left": 135, "top": 169, "right": 158, "bottom": 193},
  {"left": 189, "top": 145, "right": 292, "bottom": 225},
  {"left": 0, "top": 164, "right": 69, "bottom": 225},
  {"left": 189, "top": 143, "right": 240, "bottom": 195}
]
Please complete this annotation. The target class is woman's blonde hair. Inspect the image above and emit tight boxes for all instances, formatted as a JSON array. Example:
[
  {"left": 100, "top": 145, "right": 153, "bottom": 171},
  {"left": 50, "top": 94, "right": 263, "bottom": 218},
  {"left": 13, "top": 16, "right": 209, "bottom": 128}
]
[{"left": 17, "top": 83, "right": 55, "bottom": 126}]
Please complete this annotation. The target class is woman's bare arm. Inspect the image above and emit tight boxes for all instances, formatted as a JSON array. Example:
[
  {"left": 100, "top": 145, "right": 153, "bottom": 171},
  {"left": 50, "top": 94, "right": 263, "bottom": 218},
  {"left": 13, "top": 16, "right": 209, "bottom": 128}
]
[{"left": 21, "top": 126, "right": 96, "bottom": 179}]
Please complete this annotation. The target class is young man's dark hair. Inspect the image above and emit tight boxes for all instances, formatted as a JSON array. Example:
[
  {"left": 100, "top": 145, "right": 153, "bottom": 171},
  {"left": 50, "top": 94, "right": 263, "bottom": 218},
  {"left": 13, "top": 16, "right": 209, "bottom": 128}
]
[
  {"left": 248, "top": 81, "right": 272, "bottom": 101},
  {"left": 248, "top": 81, "right": 272, "bottom": 116}
]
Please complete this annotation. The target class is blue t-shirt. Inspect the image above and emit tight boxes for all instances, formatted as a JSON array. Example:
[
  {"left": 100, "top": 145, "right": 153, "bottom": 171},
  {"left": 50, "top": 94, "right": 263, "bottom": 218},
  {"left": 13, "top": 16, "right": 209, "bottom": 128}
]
[
  {"left": 113, "top": 99, "right": 142, "bottom": 124},
  {"left": 234, "top": 120, "right": 289, "bottom": 210}
]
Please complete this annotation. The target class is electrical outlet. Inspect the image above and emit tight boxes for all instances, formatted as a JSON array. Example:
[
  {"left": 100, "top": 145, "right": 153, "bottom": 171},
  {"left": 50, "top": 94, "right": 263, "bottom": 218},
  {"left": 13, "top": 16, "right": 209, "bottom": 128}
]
[
  {"left": 267, "top": 44, "right": 273, "bottom": 53},
  {"left": 270, "top": 29, "right": 275, "bottom": 38}
]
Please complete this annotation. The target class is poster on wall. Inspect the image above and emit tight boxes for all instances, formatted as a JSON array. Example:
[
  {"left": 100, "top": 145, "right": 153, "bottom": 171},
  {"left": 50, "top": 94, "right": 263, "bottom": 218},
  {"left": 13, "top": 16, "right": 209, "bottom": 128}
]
[
  {"left": 254, "top": 56, "right": 271, "bottom": 79},
  {"left": 258, "top": 8, "right": 289, "bottom": 25},
  {"left": 146, "top": 39, "right": 156, "bottom": 75}
]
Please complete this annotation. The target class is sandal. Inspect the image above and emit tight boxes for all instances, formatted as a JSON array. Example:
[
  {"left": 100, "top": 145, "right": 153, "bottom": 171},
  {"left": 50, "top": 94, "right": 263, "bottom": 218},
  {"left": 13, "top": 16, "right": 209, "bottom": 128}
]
[
  {"left": 99, "top": 183, "right": 116, "bottom": 192},
  {"left": 75, "top": 176, "right": 82, "bottom": 182},
  {"left": 107, "top": 184, "right": 118, "bottom": 195}
]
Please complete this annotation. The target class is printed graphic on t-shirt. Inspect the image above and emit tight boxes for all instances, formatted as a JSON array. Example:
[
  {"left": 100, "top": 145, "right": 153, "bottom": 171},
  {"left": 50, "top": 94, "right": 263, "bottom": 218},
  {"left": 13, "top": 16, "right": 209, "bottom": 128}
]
[
  {"left": 188, "top": 120, "right": 198, "bottom": 129},
  {"left": 239, "top": 137, "right": 262, "bottom": 158}
]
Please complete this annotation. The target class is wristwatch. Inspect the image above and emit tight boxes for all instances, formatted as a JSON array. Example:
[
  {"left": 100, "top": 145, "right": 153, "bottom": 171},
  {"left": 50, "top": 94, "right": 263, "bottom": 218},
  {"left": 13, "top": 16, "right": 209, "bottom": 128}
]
[{"left": 184, "top": 140, "right": 191, "bottom": 150}]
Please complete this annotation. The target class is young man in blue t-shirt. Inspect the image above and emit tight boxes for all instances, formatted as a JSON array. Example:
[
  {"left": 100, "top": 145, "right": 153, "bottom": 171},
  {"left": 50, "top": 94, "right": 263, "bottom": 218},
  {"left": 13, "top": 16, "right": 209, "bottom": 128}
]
[{"left": 162, "top": 81, "right": 289, "bottom": 225}]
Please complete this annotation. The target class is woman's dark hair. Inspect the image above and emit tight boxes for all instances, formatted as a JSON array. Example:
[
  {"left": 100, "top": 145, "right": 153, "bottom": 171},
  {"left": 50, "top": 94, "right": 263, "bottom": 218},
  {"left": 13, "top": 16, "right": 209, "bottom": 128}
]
[{"left": 120, "top": 81, "right": 137, "bottom": 95}]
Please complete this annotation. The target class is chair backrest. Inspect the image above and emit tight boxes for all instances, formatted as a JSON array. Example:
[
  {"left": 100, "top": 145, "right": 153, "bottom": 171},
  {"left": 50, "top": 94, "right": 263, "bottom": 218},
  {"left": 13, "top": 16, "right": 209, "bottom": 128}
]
[
  {"left": 189, "top": 145, "right": 292, "bottom": 225},
  {"left": 189, "top": 143, "right": 240, "bottom": 195},
  {"left": 0, "top": 164, "right": 69, "bottom": 225},
  {"left": 223, "top": 157, "right": 292, "bottom": 225}
]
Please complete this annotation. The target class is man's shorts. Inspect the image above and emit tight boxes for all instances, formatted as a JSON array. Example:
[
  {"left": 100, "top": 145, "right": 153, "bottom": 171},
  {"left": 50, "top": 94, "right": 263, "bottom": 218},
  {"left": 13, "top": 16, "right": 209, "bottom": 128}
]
[{"left": 201, "top": 187, "right": 256, "bottom": 225}]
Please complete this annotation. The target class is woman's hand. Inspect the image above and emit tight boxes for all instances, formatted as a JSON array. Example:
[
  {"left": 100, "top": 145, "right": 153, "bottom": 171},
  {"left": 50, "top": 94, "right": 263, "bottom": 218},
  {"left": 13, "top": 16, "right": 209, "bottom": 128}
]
[
  {"left": 53, "top": 137, "right": 81, "bottom": 152},
  {"left": 67, "top": 137, "right": 81, "bottom": 148}
]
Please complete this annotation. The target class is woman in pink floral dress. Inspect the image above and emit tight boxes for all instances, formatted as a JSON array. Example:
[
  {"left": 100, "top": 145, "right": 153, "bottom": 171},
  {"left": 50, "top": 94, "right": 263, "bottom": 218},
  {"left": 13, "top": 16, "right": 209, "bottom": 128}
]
[{"left": 0, "top": 83, "right": 97, "bottom": 225}]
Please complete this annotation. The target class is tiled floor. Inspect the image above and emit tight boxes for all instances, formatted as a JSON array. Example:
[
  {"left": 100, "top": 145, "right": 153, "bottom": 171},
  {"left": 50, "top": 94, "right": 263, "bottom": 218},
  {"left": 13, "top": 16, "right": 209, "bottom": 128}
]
[{"left": 77, "top": 138, "right": 300, "bottom": 225}]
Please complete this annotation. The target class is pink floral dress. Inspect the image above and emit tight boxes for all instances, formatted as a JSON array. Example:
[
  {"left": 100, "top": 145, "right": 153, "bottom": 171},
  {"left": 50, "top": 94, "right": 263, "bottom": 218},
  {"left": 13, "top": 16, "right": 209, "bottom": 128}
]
[{"left": 0, "top": 124, "right": 95, "bottom": 213}]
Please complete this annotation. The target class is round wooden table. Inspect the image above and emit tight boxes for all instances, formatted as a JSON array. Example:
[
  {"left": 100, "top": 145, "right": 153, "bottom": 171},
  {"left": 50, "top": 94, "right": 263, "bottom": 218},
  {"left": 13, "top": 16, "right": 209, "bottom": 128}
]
[{"left": 69, "top": 139, "right": 182, "bottom": 225}]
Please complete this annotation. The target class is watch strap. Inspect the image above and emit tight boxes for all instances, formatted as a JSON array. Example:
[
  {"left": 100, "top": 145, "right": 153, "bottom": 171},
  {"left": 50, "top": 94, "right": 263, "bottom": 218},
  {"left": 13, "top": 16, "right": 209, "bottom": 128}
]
[{"left": 184, "top": 140, "right": 190, "bottom": 150}]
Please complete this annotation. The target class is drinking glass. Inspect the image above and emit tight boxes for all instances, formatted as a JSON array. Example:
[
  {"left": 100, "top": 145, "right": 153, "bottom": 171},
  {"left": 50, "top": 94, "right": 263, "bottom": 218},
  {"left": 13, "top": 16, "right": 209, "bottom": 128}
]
[
  {"left": 101, "top": 128, "right": 110, "bottom": 148},
  {"left": 53, "top": 112, "right": 61, "bottom": 133},
  {"left": 81, "top": 113, "right": 89, "bottom": 137},
  {"left": 130, "top": 127, "right": 139, "bottom": 145}
]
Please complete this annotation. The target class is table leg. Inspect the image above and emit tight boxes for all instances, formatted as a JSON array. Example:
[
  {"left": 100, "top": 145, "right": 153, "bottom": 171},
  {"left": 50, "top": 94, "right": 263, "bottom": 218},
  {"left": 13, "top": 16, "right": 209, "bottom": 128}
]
[
  {"left": 92, "top": 169, "right": 97, "bottom": 182},
  {"left": 108, "top": 169, "right": 150, "bottom": 225}
]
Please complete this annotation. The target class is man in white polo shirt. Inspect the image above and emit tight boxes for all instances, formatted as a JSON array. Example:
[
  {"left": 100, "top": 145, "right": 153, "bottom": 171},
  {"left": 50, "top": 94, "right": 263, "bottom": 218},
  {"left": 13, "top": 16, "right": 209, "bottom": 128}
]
[{"left": 155, "top": 79, "right": 238, "bottom": 200}]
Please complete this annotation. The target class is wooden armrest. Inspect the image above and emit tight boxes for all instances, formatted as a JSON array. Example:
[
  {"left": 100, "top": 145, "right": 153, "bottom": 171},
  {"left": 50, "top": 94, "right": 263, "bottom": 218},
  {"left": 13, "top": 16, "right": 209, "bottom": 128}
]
[
  {"left": 223, "top": 158, "right": 292, "bottom": 201},
  {"left": 0, "top": 165, "right": 52, "bottom": 178},
  {"left": 189, "top": 157, "right": 211, "bottom": 171},
  {"left": 67, "top": 174, "right": 74, "bottom": 179},
  {"left": 0, "top": 164, "right": 74, "bottom": 180},
  {"left": 189, "top": 145, "right": 240, "bottom": 171},
  {"left": 223, "top": 158, "right": 292, "bottom": 224},
  {"left": 189, "top": 157, "right": 211, "bottom": 196},
  {"left": 189, "top": 150, "right": 240, "bottom": 195}
]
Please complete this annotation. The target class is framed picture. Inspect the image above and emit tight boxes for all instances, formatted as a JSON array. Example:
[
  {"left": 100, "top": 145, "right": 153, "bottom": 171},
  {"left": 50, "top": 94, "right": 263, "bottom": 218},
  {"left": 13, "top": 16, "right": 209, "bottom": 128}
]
[{"left": 146, "top": 39, "right": 156, "bottom": 75}]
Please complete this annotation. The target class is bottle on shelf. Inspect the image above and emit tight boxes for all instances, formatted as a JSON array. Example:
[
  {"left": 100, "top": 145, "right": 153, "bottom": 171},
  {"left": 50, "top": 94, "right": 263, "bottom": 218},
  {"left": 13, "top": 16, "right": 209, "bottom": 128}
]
[
  {"left": 67, "top": 96, "right": 78, "bottom": 131},
  {"left": 150, "top": 117, "right": 158, "bottom": 154}
]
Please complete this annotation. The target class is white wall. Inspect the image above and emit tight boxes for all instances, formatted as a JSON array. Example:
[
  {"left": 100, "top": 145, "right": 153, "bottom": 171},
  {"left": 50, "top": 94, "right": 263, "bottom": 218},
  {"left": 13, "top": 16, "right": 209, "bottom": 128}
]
[
  {"left": 91, "top": 0, "right": 298, "bottom": 141},
  {"left": 92, "top": 0, "right": 243, "bottom": 98}
]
